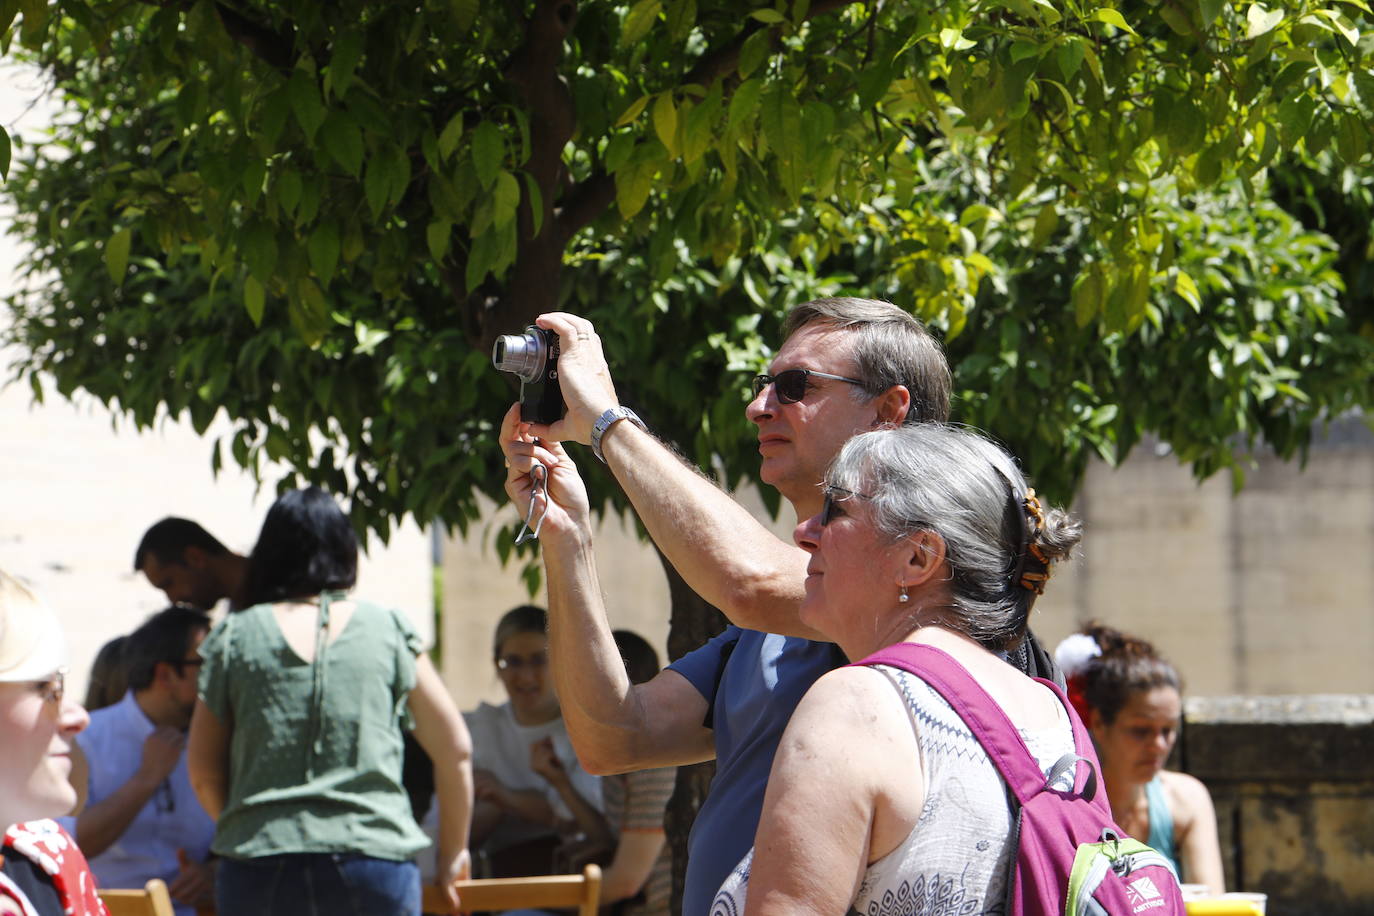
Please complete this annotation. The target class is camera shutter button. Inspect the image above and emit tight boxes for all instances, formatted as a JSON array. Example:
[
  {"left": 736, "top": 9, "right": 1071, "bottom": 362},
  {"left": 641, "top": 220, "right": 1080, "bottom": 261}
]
[{"left": 591, "top": 407, "right": 646, "bottom": 463}]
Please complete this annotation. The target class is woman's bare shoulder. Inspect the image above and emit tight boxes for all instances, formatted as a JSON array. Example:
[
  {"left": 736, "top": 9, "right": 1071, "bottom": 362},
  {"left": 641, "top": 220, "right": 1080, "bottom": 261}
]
[{"left": 1159, "top": 769, "right": 1217, "bottom": 823}]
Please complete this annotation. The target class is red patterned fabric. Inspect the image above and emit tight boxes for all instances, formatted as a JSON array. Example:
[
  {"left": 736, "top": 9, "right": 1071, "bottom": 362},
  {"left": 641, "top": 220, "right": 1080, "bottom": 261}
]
[{"left": 1, "top": 820, "right": 108, "bottom": 916}]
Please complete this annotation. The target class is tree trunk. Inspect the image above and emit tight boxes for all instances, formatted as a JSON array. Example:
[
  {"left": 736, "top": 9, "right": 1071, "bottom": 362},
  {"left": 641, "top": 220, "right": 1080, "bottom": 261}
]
[{"left": 655, "top": 546, "right": 729, "bottom": 915}]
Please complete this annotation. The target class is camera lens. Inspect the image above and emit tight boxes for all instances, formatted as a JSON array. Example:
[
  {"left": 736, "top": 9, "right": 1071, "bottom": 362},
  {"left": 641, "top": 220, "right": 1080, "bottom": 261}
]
[{"left": 492, "top": 331, "right": 546, "bottom": 383}]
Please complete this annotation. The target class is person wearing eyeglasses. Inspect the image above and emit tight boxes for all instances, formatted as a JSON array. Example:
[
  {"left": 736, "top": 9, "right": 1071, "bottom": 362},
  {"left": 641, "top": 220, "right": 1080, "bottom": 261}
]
[
  {"left": 502, "top": 298, "right": 1065, "bottom": 913},
  {"left": 58, "top": 607, "right": 215, "bottom": 916},
  {"left": 462, "top": 605, "right": 607, "bottom": 877},
  {"left": 0, "top": 568, "right": 106, "bottom": 916}
]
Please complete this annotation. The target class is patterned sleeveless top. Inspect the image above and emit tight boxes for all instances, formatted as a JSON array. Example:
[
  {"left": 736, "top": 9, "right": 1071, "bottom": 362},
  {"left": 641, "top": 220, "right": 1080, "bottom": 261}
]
[{"left": 710, "top": 665, "right": 1075, "bottom": 916}]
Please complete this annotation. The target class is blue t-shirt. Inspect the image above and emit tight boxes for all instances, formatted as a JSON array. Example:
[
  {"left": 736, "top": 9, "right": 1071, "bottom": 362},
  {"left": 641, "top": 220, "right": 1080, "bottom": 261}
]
[{"left": 668, "top": 626, "right": 844, "bottom": 916}]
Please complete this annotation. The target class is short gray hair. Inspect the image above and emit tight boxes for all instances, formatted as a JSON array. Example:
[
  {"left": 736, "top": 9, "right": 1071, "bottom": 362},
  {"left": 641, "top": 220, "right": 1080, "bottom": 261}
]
[
  {"left": 783, "top": 298, "right": 951, "bottom": 424},
  {"left": 828, "top": 425, "right": 1082, "bottom": 651}
]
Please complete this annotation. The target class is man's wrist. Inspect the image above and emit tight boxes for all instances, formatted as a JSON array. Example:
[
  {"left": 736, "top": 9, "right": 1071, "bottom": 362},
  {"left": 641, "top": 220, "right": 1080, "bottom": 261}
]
[{"left": 590, "top": 406, "right": 645, "bottom": 463}]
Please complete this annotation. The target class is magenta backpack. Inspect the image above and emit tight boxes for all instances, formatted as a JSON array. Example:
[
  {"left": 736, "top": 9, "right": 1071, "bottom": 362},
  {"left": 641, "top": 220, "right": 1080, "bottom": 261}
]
[{"left": 857, "top": 642, "right": 1187, "bottom": 916}]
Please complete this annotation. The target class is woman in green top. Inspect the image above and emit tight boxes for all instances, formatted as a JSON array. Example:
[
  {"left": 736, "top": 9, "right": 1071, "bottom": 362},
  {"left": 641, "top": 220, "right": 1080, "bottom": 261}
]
[{"left": 188, "top": 487, "right": 473, "bottom": 915}]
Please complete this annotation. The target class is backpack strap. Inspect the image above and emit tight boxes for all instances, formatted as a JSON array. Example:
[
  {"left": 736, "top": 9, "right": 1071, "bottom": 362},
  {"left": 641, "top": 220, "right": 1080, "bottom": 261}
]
[{"left": 856, "top": 642, "right": 1099, "bottom": 805}]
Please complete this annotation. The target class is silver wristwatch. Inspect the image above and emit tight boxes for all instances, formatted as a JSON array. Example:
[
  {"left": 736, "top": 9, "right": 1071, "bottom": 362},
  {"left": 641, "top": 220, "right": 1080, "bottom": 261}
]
[{"left": 590, "top": 406, "right": 646, "bottom": 463}]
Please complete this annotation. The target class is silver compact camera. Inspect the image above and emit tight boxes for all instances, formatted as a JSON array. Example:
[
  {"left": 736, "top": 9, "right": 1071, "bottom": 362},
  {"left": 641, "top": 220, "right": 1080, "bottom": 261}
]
[{"left": 492, "top": 325, "right": 563, "bottom": 424}]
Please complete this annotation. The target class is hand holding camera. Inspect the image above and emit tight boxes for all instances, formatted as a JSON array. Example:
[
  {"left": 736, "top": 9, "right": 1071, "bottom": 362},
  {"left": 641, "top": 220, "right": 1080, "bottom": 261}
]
[{"left": 492, "top": 313, "right": 622, "bottom": 446}]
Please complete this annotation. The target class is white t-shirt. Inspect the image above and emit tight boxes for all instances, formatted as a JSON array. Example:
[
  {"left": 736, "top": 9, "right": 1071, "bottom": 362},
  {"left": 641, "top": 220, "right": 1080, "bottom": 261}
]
[{"left": 464, "top": 701, "right": 604, "bottom": 853}]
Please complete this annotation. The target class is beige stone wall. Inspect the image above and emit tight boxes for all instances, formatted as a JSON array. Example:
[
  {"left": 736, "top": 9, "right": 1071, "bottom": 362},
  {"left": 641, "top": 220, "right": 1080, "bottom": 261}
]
[{"left": 1032, "top": 429, "right": 1374, "bottom": 696}]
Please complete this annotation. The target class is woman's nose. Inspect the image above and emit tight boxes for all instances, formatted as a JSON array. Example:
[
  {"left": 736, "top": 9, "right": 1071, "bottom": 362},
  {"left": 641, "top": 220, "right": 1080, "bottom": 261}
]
[
  {"left": 59, "top": 696, "right": 90, "bottom": 735},
  {"left": 794, "top": 515, "right": 821, "bottom": 552}
]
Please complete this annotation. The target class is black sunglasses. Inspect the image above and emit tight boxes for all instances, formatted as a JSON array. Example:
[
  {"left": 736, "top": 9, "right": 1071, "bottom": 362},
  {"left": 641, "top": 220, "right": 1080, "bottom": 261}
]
[
  {"left": 820, "top": 485, "right": 869, "bottom": 526},
  {"left": 752, "top": 368, "right": 865, "bottom": 405}
]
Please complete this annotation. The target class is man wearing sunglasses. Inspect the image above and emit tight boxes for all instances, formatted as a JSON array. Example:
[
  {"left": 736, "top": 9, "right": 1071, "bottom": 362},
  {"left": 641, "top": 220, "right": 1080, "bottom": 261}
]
[
  {"left": 60, "top": 607, "right": 217, "bottom": 916},
  {"left": 502, "top": 297, "right": 1061, "bottom": 914}
]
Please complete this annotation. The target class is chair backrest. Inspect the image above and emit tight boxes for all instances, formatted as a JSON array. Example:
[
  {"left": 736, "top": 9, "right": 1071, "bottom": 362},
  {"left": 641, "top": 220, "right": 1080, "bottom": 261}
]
[
  {"left": 99, "top": 878, "right": 177, "bottom": 916},
  {"left": 422, "top": 863, "right": 602, "bottom": 916}
]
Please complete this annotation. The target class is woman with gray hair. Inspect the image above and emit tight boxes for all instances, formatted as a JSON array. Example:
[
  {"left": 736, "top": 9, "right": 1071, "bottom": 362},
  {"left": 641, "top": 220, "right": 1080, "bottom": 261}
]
[{"left": 708, "top": 423, "right": 1084, "bottom": 914}]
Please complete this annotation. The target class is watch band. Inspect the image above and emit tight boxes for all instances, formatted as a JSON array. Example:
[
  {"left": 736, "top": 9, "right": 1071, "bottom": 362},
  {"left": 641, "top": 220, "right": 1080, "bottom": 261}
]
[{"left": 591, "top": 406, "right": 646, "bottom": 463}]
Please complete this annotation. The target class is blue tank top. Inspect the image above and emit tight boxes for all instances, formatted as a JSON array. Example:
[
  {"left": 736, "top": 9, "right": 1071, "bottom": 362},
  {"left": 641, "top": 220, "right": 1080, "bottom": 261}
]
[{"left": 1145, "top": 775, "right": 1181, "bottom": 877}]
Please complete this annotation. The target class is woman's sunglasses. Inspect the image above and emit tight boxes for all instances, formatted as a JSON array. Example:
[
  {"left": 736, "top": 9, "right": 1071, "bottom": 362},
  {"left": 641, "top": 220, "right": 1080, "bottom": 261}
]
[{"left": 752, "top": 369, "right": 865, "bottom": 405}]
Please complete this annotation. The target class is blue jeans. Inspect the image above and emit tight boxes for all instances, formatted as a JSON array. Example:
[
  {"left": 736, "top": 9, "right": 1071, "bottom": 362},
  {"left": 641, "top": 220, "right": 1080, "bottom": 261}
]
[{"left": 217, "top": 853, "right": 421, "bottom": 916}]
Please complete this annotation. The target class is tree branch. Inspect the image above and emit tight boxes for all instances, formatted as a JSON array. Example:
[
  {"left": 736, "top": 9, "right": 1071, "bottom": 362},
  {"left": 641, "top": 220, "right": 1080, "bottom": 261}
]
[
  {"left": 212, "top": 2, "right": 295, "bottom": 75},
  {"left": 556, "top": 172, "right": 616, "bottom": 241}
]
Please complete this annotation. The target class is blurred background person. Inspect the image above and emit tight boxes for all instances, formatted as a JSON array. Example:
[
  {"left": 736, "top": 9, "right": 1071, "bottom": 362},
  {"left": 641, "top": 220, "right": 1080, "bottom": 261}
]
[
  {"left": 0, "top": 569, "right": 104, "bottom": 916},
  {"left": 1056, "top": 623, "right": 1225, "bottom": 895},
  {"left": 188, "top": 486, "right": 472, "bottom": 915},
  {"left": 82, "top": 636, "right": 129, "bottom": 712},
  {"left": 134, "top": 517, "right": 247, "bottom": 610},
  {"left": 62, "top": 607, "right": 215, "bottom": 916},
  {"left": 465, "top": 605, "right": 604, "bottom": 877}
]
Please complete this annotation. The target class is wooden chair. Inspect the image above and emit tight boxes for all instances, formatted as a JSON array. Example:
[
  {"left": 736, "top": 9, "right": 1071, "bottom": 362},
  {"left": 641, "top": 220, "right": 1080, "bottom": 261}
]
[
  {"left": 99, "top": 878, "right": 177, "bottom": 916},
  {"left": 422, "top": 863, "right": 602, "bottom": 916}
]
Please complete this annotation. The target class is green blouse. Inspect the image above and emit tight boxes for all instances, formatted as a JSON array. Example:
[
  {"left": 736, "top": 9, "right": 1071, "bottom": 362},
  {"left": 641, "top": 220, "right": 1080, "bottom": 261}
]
[{"left": 198, "top": 595, "right": 429, "bottom": 861}]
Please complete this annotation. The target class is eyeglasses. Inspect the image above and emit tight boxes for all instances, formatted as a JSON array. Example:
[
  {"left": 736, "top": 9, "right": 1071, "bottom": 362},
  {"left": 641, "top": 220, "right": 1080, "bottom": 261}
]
[
  {"left": 30, "top": 669, "right": 67, "bottom": 704},
  {"left": 496, "top": 652, "right": 548, "bottom": 672},
  {"left": 167, "top": 658, "right": 204, "bottom": 675},
  {"left": 820, "top": 485, "right": 869, "bottom": 526},
  {"left": 752, "top": 368, "right": 865, "bottom": 405}
]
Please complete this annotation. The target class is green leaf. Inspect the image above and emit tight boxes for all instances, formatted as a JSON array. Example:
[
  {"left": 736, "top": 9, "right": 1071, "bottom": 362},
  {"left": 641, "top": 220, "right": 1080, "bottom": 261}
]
[
  {"left": 275, "top": 168, "right": 303, "bottom": 216},
  {"left": 322, "top": 110, "right": 364, "bottom": 177},
  {"left": 365, "top": 153, "right": 393, "bottom": 216},
  {"left": 244, "top": 275, "right": 266, "bottom": 325},
  {"left": 439, "top": 112, "right": 464, "bottom": 161},
  {"left": 104, "top": 227, "right": 132, "bottom": 284},
  {"left": 749, "top": 8, "right": 786, "bottom": 22},
  {"left": 738, "top": 29, "right": 771, "bottom": 78},
  {"left": 288, "top": 68, "right": 326, "bottom": 141},
  {"left": 492, "top": 170, "right": 520, "bottom": 227},
  {"left": 471, "top": 121, "right": 503, "bottom": 190},
  {"left": 1072, "top": 264, "right": 1104, "bottom": 327},
  {"left": 1031, "top": 202, "right": 1059, "bottom": 249},
  {"left": 427, "top": 220, "right": 452, "bottom": 262},
  {"left": 1200, "top": 0, "right": 1225, "bottom": 23},
  {"left": 1245, "top": 3, "right": 1283, "bottom": 39},
  {"left": 728, "top": 78, "right": 765, "bottom": 131},
  {"left": 605, "top": 133, "right": 635, "bottom": 172},
  {"left": 326, "top": 31, "right": 365, "bottom": 99},
  {"left": 616, "top": 160, "right": 655, "bottom": 219},
  {"left": 0, "top": 127, "right": 11, "bottom": 182},
  {"left": 761, "top": 85, "right": 803, "bottom": 202},
  {"left": 1091, "top": 8, "right": 1138, "bottom": 35},
  {"left": 1174, "top": 270, "right": 1201, "bottom": 311},
  {"left": 615, "top": 94, "right": 652, "bottom": 127},
  {"left": 666, "top": 0, "right": 696, "bottom": 40},
  {"left": 308, "top": 220, "right": 341, "bottom": 287},
  {"left": 653, "top": 93, "right": 679, "bottom": 157},
  {"left": 621, "top": 0, "right": 662, "bottom": 47}
]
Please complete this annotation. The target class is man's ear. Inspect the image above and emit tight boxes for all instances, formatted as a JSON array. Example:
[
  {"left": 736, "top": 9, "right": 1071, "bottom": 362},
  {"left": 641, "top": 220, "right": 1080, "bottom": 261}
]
[
  {"left": 183, "top": 546, "right": 208, "bottom": 570},
  {"left": 901, "top": 529, "right": 947, "bottom": 589},
  {"left": 873, "top": 384, "right": 912, "bottom": 427}
]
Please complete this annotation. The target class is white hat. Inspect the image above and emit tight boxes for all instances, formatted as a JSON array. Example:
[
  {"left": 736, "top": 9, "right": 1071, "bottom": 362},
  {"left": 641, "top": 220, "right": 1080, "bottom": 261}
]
[{"left": 0, "top": 571, "right": 68, "bottom": 682}]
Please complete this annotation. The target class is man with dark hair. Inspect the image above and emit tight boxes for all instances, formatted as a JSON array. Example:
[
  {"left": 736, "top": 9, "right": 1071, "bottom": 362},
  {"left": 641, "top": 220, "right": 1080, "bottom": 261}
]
[
  {"left": 61, "top": 607, "right": 216, "bottom": 916},
  {"left": 501, "top": 300, "right": 1061, "bottom": 912},
  {"left": 134, "top": 518, "right": 247, "bottom": 609}
]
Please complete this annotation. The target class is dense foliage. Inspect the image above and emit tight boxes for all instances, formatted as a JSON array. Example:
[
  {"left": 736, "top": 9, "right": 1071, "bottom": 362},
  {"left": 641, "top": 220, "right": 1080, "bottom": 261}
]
[{"left": 3, "top": 0, "right": 1373, "bottom": 544}]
